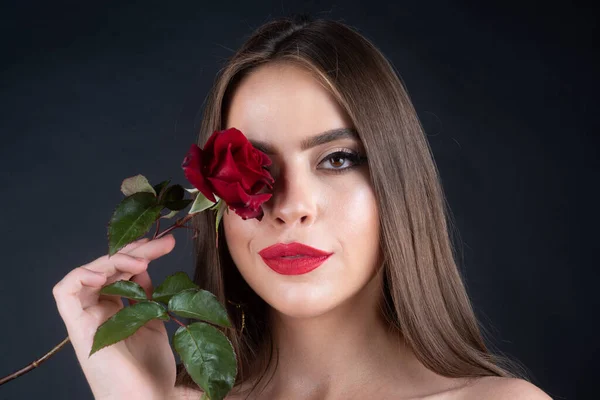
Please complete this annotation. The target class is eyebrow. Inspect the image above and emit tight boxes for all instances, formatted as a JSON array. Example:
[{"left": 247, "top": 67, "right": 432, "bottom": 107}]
[{"left": 249, "top": 127, "right": 359, "bottom": 155}]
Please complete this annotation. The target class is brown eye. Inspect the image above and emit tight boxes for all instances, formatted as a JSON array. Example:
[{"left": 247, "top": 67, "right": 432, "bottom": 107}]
[
  {"left": 333, "top": 155, "right": 348, "bottom": 167},
  {"left": 318, "top": 150, "right": 365, "bottom": 173}
]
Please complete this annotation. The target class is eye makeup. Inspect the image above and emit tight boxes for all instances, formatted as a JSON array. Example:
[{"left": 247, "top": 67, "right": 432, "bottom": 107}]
[
  {"left": 317, "top": 148, "right": 368, "bottom": 174},
  {"left": 263, "top": 147, "right": 367, "bottom": 176}
]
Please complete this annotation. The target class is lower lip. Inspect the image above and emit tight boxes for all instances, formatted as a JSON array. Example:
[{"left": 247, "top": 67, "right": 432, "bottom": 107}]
[{"left": 260, "top": 255, "right": 332, "bottom": 275}]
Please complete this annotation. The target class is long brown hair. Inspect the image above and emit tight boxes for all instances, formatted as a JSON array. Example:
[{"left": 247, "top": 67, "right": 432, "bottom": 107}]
[{"left": 175, "top": 13, "right": 530, "bottom": 397}]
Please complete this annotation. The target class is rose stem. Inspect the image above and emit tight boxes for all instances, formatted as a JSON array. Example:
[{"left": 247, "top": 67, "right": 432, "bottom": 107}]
[
  {"left": 154, "top": 213, "right": 195, "bottom": 239},
  {"left": 168, "top": 312, "right": 187, "bottom": 328},
  {"left": 152, "top": 217, "right": 162, "bottom": 239},
  {"left": 0, "top": 336, "right": 70, "bottom": 385}
]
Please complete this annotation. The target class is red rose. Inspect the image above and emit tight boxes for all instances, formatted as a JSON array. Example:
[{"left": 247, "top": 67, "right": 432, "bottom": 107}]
[{"left": 182, "top": 128, "right": 275, "bottom": 221}]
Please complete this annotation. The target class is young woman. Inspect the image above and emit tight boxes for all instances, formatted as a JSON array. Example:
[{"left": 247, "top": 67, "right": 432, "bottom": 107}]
[{"left": 53, "top": 15, "right": 552, "bottom": 400}]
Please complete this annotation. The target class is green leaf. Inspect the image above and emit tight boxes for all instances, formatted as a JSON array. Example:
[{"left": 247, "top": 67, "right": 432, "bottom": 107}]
[
  {"left": 100, "top": 280, "right": 147, "bottom": 301},
  {"left": 153, "top": 179, "right": 172, "bottom": 201},
  {"left": 160, "top": 184, "right": 193, "bottom": 211},
  {"left": 165, "top": 198, "right": 193, "bottom": 211},
  {"left": 215, "top": 201, "right": 226, "bottom": 238},
  {"left": 90, "top": 301, "right": 168, "bottom": 356},
  {"left": 121, "top": 174, "right": 157, "bottom": 197},
  {"left": 108, "top": 192, "right": 164, "bottom": 256},
  {"left": 168, "top": 288, "right": 231, "bottom": 328},
  {"left": 160, "top": 184, "right": 184, "bottom": 203},
  {"left": 208, "top": 195, "right": 222, "bottom": 210},
  {"left": 189, "top": 191, "right": 216, "bottom": 214},
  {"left": 159, "top": 209, "right": 179, "bottom": 220},
  {"left": 173, "top": 322, "right": 237, "bottom": 400},
  {"left": 152, "top": 272, "right": 199, "bottom": 304},
  {"left": 200, "top": 393, "right": 210, "bottom": 400}
]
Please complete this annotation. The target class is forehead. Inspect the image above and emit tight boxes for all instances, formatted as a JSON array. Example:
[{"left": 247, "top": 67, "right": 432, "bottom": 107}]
[{"left": 225, "top": 62, "right": 354, "bottom": 146}]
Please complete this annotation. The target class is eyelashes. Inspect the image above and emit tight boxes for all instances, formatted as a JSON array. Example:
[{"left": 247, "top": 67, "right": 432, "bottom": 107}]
[
  {"left": 263, "top": 148, "right": 368, "bottom": 177},
  {"left": 317, "top": 149, "right": 367, "bottom": 174}
]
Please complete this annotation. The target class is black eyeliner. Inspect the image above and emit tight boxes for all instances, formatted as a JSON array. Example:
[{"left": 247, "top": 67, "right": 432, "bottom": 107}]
[{"left": 319, "top": 150, "right": 367, "bottom": 174}]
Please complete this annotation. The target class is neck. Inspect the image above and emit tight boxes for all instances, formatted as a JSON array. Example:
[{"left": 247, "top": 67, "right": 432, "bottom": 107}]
[{"left": 252, "top": 270, "right": 412, "bottom": 399}]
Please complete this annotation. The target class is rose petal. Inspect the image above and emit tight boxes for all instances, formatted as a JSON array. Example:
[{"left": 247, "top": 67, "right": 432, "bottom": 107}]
[
  {"left": 181, "top": 144, "right": 216, "bottom": 202},
  {"left": 207, "top": 179, "right": 272, "bottom": 221},
  {"left": 253, "top": 147, "right": 272, "bottom": 166},
  {"left": 231, "top": 205, "right": 264, "bottom": 220},
  {"left": 228, "top": 186, "right": 272, "bottom": 221},
  {"left": 209, "top": 128, "right": 248, "bottom": 171},
  {"left": 232, "top": 143, "right": 251, "bottom": 165},
  {"left": 250, "top": 180, "right": 269, "bottom": 194},
  {"left": 206, "top": 177, "right": 239, "bottom": 205},
  {"left": 237, "top": 163, "right": 275, "bottom": 191},
  {"left": 212, "top": 143, "right": 244, "bottom": 183},
  {"left": 202, "top": 130, "right": 221, "bottom": 171},
  {"left": 239, "top": 144, "right": 272, "bottom": 168},
  {"left": 230, "top": 192, "right": 273, "bottom": 221}
]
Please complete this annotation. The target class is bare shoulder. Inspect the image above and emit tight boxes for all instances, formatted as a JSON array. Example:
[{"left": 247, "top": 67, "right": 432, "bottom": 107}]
[{"left": 461, "top": 377, "right": 552, "bottom": 400}]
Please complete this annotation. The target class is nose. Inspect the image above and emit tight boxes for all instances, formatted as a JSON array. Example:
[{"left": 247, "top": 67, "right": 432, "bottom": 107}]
[{"left": 264, "top": 164, "right": 318, "bottom": 227}]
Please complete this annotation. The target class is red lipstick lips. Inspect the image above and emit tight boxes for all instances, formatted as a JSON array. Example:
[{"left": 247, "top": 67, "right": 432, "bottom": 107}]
[{"left": 258, "top": 242, "right": 333, "bottom": 275}]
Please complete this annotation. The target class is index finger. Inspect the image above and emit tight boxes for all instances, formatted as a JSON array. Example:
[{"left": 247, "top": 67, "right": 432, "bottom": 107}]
[
  {"left": 126, "top": 234, "right": 176, "bottom": 261},
  {"left": 81, "top": 235, "right": 175, "bottom": 278}
]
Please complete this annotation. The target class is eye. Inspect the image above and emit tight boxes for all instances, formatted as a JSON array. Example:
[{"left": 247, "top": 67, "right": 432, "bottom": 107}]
[{"left": 317, "top": 149, "right": 366, "bottom": 173}]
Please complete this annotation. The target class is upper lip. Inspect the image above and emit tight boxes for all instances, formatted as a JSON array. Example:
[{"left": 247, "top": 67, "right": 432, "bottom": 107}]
[{"left": 258, "top": 242, "right": 333, "bottom": 259}]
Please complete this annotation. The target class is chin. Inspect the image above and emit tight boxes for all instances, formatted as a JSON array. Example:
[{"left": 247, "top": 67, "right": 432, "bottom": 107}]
[
  {"left": 260, "top": 282, "right": 342, "bottom": 319},
  {"left": 270, "top": 302, "right": 337, "bottom": 319}
]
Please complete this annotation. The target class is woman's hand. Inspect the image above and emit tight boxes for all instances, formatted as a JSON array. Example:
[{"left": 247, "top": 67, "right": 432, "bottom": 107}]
[{"left": 52, "top": 234, "right": 178, "bottom": 400}]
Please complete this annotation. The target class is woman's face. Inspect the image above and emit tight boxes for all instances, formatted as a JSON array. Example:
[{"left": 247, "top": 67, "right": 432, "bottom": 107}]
[{"left": 223, "top": 62, "right": 382, "bottom": 318}]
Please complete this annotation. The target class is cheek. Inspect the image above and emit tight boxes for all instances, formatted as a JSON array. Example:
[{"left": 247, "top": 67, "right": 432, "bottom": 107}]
[
  {"left": 223, "top": 211, "right": 251, "bottom": 248},
  {"left": 222, "top": 213, "right": 267, "bottom": 297},
  {"left": 333, "top": 178, "right": 381, "bottom": 293},
  {"left": 330, "top": 176, "right": 379, "bottom": 241},
  {"left": 344, "top": 189, "right": 378, "bottom": 235}
]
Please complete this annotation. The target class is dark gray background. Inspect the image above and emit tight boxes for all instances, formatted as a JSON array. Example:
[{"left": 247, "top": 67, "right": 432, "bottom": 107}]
[{"left": 0, "top": 1, "right": 594, "bottom": 399}]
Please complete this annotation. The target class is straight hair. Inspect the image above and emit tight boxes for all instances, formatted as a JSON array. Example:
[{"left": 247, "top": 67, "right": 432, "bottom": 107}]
[{"left": 175, "top": 13, "right": 530, "bottom": 398}]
